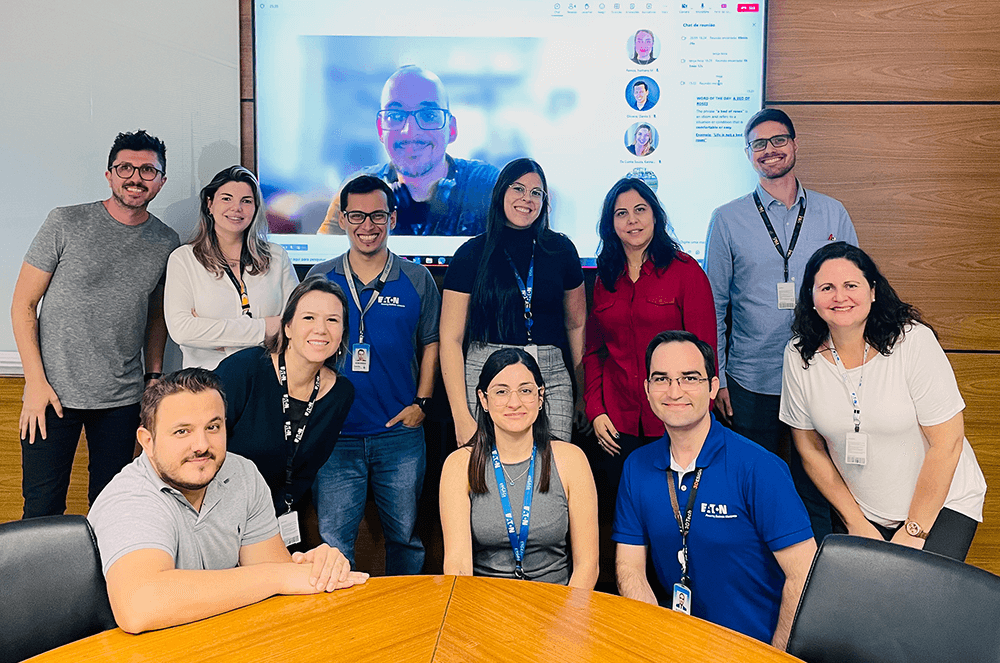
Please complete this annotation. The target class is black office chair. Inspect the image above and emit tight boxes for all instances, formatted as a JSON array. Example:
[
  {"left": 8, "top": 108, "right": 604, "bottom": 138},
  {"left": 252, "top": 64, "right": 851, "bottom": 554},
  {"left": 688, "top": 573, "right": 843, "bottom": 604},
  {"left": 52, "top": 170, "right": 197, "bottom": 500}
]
[
  {"left": 0, "top": 515, "right": 118, "bottom": 663},
  {"left": 787, "top": 534, "right": 1000, "bottom": 663}
]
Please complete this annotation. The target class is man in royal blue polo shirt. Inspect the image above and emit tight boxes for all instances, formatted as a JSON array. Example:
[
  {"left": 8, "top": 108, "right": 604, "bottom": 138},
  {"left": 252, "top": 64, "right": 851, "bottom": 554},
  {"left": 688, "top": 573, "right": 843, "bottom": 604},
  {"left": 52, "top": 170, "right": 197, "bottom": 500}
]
[
  {"left": 308, "top": 175, "right": 440, "bottom": 574},
  {"left": 613, "top": 330, "right": 816, "bottom": 650}
]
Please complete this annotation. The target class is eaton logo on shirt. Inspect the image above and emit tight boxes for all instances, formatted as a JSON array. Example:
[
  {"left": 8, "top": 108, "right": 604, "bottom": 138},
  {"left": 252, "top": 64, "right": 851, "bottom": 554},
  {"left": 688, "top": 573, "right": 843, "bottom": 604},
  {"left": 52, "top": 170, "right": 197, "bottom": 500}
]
[
  {"left": 701, "top": 503, "right": 737, "bottom": 519},
  {"left": 376, "top": 295, "right": 405, "bottom": 308}
]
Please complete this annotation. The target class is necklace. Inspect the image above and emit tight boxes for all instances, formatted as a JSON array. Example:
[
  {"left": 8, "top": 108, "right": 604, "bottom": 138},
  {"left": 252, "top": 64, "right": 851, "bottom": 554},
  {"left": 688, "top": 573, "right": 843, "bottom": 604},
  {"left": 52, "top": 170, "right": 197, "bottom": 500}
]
[{"left": 501, "top": 461, "right": 530, "bottom": 486}]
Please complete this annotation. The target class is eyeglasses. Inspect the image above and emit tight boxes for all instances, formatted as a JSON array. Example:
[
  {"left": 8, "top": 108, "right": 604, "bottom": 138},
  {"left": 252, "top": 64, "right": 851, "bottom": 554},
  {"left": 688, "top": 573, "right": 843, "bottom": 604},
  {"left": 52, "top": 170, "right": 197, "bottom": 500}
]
[
  {"left": 508, "top": 183, "right": 545, "bottom": 201},
  {"left": 109, "top": 163, "right": 164, "bottom": 181},
  {"left": 344, "top": 210, "right": 391, "bottom": 225},
  {"left": 486, "top": 385, "right": 540, "bottom": 404},
  {"left": 647, "top": 374, "right": 710, "bottom": 391},
  {"left": 377, "top": 108, "right": 450, "bottom": 131},
  {"left": 747, "top": 134, "right": 792, "bottom": 152}
]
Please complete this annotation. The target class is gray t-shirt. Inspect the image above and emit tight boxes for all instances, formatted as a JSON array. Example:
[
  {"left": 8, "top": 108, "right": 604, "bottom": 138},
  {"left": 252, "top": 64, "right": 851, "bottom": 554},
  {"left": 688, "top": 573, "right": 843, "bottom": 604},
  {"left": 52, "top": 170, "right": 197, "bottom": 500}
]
[
  {"left": 24, "top": 201, "right": 180, "bottom": 408},
  {"left": 88, "top": 452, "right": 279, "bottom": 574}
]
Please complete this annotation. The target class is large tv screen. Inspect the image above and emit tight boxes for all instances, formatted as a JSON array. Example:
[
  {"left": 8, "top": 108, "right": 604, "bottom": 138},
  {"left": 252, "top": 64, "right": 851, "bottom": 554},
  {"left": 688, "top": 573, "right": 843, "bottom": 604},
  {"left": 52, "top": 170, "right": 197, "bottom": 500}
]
[{"left": 255, "top": 1, "right": 766, "bottom": 266}]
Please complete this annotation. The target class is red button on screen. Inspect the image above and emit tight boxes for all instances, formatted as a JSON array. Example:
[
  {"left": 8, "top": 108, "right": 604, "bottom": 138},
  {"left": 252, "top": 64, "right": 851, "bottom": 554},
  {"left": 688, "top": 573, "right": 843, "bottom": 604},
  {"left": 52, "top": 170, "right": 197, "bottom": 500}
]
[{"left": 737, "top": 3, "right": 759, "bottom": 11}]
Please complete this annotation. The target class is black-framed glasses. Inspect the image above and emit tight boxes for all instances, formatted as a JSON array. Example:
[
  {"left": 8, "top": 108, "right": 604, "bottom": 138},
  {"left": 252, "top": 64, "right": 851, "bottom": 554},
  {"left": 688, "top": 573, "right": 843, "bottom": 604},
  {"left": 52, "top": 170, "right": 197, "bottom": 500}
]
[
  {"left": 377, "top": 108, "right": 450, "bottom": 131},
  {"left": 109, "top": 163, "right": 163, "bottom": 181},
  {"left": 508, "top": 183, "right": 545, "bottom": 201},
  {"left": 344, "top": 210, "right": 391, "bottom": 225},
  {"left": 648, "top": 374, "right": 710, "bottom": 392},
  {"left": 747, "top": 134, "right": 792, "bottom": 152}
]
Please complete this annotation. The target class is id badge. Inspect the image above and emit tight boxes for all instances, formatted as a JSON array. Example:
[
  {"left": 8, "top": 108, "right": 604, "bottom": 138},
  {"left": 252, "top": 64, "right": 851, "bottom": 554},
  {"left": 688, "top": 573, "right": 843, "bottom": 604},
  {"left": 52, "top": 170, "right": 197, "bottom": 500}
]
[
  {"left": 845, "top": 432, "right": 868, "bottom": 466},
  {"left": 277, "top": 510, "right": 302, "bottom": 547},
  {"left": 352, "top": 343, "right": 371, "bottom": 373},
  {"left": 525, "top": 344, "right": 538, "bottom": 361},
  {"left": 672, "top": 583, "right": 692, "bottom": 615},
  {"left": 777, "top": 281, "right": 796, "bottom": 310}
]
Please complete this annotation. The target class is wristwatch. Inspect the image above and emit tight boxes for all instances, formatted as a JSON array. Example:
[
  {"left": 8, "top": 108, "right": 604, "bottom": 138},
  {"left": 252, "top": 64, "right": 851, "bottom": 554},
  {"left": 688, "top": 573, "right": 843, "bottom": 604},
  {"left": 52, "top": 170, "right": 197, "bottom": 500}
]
[
  {"left": 413, "top": 397, "right": 432, "bottom": 413},
  {"left": 904, "top": 519, "right": 929, "bottom": 540}
]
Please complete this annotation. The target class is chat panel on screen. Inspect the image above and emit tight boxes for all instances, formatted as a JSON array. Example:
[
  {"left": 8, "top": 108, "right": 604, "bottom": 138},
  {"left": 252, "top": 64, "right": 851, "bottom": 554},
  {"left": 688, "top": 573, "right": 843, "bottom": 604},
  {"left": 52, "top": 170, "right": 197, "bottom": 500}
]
[{"left": 255, "top": 1, "right": 766, "bottom": 266}]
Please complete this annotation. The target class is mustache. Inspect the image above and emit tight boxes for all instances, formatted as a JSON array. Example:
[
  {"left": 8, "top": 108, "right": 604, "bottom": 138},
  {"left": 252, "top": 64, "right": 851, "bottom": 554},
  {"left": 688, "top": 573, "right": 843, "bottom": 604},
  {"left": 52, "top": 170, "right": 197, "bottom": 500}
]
[{"left": 185, "top": 450, "right": 215, "bottom": 462}]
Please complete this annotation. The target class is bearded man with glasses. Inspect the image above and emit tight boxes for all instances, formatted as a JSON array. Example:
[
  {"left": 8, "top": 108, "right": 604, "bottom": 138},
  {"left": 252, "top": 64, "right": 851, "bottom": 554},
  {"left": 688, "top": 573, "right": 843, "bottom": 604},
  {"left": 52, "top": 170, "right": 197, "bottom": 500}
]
[
  {"left": 613, "top": 330, "right": 816, "bottom": 651},
  {"left": 704, "top": 108, "right": 859, "bottom": 542},
  {"left": 318, "top": 65, "right": 499, "bottom": 236},
  {"left": 12, "top": 129, "right": 179, "bottom": 518}
]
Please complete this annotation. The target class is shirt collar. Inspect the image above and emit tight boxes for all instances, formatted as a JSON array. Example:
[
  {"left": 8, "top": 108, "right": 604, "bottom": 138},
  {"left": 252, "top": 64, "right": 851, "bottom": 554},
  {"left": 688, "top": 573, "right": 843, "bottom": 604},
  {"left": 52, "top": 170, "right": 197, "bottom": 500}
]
[
  {"left": 138, "top": 451, "right": 230, "bottom": 516},
  {"left": 333, "top": 250, "right": 401, "bottom": 286},
  {"left": 652, "top": 415, "right": 727, "bottom": 471},
  {"left": 755, "top": 180, "right": 806, "bottom": 209}
]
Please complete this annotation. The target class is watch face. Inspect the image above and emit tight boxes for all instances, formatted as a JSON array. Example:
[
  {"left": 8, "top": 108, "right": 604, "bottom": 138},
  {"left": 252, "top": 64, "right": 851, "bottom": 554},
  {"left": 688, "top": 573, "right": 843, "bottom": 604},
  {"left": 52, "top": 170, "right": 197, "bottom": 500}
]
[{"left": 906, "top": 521, "right": 921, "bottom": 536}]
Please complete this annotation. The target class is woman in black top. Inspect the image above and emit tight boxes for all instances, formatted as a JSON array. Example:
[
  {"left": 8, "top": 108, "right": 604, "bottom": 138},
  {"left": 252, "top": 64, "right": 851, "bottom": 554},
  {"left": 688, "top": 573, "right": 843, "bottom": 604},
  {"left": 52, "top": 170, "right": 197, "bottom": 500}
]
[
  {"left": 215, "top": 277, "right": 354, "bottom": 522},
  {"left": 440, "top": 158, "right": 586, "bottom": 446}
]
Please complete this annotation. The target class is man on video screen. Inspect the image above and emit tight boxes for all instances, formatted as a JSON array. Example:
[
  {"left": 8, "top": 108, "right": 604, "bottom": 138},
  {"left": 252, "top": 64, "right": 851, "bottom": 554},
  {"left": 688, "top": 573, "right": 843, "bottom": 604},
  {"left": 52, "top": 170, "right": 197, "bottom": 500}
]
[{"left": 318, "top": 65, "right": 499, "bottom": 237}]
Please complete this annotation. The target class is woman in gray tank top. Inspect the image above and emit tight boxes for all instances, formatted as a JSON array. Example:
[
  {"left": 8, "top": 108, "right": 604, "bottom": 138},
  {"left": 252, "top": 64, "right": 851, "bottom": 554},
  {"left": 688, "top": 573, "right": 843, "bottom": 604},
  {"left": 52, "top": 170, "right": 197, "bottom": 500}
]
[{"left": 440, "top": 348, "right": 599, "bottom": 587}]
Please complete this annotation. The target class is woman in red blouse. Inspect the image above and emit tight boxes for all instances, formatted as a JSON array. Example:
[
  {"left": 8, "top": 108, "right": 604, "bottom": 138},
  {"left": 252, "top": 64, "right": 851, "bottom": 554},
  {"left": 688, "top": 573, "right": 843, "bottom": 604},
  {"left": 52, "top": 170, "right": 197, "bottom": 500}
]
[{"left": 583, "top": 178, "right": 717, "bottom": 505}]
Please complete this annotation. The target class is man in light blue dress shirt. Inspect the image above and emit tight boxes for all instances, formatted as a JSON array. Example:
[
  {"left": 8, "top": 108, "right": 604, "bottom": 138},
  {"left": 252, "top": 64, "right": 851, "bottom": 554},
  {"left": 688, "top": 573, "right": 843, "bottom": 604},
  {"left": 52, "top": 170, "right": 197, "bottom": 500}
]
[{"left": 704, "top": 108, "right": 858, "bottom": 541}]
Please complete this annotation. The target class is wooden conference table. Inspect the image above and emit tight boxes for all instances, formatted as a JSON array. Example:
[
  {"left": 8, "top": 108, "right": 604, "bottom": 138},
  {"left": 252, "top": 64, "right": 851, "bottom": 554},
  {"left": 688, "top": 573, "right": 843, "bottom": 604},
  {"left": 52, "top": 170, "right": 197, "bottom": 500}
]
[{"left": 30, "top": 576, "right": 802, "bottom": 662}]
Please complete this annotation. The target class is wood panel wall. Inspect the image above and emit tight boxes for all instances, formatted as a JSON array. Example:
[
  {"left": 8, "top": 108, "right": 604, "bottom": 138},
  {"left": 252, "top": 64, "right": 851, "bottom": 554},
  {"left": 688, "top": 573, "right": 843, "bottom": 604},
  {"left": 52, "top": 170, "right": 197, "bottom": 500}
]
[
  {"left": 2, "top": 0, "right": 996, "bottom": 576},
  {"left": 764, "top": 1, "right": 1000, "bottom": 571}
]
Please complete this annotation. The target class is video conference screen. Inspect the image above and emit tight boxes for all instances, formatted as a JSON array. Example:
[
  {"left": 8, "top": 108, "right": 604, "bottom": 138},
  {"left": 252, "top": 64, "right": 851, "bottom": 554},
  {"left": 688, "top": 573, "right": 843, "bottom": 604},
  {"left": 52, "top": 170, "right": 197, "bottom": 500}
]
[{"left": 255, "top": 1, "right": 766, "bottom": 266}]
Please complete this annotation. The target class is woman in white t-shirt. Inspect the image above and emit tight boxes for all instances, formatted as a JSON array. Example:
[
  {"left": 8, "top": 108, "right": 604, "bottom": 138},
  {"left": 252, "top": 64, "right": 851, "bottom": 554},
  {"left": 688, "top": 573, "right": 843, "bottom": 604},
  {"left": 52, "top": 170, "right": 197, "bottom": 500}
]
[
  {"left": 164, "top": 166, "right": 298, "bottom": 369},
  {"left": 780, "top": 242, "right": 985, "bottom": 561}
]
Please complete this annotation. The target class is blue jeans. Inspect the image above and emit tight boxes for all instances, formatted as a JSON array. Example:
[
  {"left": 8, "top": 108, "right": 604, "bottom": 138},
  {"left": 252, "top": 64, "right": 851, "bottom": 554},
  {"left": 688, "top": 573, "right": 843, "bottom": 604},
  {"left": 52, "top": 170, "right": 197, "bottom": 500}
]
[
  {"left": 313, "top": 425, "right": 426, "bottom": 574},
  {"left": 21, "top": 403, "right": 140, "bottom": 518},
  {"left": 727, "top": 374, "right": 832, "bottom": 542}
]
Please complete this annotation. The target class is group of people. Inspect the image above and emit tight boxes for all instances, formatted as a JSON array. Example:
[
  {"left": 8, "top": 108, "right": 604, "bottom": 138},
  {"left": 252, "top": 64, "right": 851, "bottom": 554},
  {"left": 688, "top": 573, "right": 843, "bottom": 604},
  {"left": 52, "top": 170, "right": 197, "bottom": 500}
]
[{"left": 13, "top": 89, "right": 986, "bottom": 650}]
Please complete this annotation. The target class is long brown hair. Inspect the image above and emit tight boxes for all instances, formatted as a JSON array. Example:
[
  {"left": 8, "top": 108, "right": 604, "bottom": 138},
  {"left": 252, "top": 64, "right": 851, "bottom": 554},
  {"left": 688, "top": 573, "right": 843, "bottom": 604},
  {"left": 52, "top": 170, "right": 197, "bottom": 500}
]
[
  {"left": 190, "top": 166, "right": 271, "bottom": 277},
  {"left": 467, "top": 348, "right": 553, "bottom": 494}
]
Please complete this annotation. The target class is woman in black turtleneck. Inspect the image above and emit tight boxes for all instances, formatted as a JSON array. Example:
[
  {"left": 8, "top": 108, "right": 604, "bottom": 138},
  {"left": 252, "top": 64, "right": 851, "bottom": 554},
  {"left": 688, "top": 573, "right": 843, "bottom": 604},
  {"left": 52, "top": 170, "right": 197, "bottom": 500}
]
[{"left": 439, "top": 158, "right": 586, "bottom": 447}]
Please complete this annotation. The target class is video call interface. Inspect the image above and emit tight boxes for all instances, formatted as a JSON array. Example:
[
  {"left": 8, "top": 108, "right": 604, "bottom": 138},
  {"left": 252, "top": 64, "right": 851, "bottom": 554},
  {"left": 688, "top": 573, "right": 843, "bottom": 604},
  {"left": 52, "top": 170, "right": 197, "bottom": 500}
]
[{"left": 256, "top": 1, "right": 766, "bottom": 266}]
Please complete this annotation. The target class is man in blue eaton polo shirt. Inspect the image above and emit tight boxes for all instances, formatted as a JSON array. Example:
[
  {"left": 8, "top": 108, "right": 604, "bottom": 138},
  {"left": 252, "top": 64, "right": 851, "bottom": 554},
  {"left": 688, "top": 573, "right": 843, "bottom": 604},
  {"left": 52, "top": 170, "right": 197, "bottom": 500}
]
[
  {"left": 308, "top": 175, "right": 440, "bottom": 574},
  {"left": 704, "top": 108, "right": 858, "bottom": 541},
  {"left": 614, "top": 331, "right": 816, "bottom": 650}
]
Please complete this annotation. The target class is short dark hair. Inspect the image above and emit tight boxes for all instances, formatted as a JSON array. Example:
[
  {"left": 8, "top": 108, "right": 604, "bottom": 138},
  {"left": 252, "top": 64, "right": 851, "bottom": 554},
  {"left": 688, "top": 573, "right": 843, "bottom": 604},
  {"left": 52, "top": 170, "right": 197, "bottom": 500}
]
[
  {"left": 140, "top": 368, "right": 227, "bottom": 432},
  {"left": 633, "top": 81, "right": 649, "bottom": 92},
  {"left": 339, "top": 175, "right": 397, "bottom": 214},
  {"left": 266, "top": 276, "right": 350, "bottom": 368},
  {"left": 108, "top": 129, "right": 167, "bottom": 173},
  {"left": 645, "top": 330, "right": 716, "bottom": 379},
  {"left": 744, "top": 108, "right": 795, "bottom": 142}
]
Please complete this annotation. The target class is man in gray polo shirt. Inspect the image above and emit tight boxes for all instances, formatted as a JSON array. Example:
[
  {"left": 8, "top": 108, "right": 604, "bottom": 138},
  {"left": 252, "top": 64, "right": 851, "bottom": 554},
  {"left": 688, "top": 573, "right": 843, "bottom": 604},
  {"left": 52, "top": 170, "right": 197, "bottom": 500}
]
[{"left": 88, "top": 369, "right": 368, "bottom": 634}]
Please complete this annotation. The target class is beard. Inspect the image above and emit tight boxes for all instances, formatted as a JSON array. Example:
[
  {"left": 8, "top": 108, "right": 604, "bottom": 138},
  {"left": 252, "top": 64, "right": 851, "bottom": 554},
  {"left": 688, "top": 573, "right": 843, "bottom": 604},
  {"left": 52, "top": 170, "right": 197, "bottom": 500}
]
[
  {"left": 759, "top": 152, "right": 796, "bottom": 180},
  {"left": 113, "top": 183, "right": 151, "bottom": 210}
]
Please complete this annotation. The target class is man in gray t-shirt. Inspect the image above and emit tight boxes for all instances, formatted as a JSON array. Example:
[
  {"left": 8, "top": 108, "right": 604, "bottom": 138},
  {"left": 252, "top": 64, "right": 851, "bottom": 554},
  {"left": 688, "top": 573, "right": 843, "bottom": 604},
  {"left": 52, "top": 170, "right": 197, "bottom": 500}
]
[
  {"left": 11, "top": 130, "right": 180, "bottom": 518},
  {"left": 88, "top": 369, "right": 367, "bottom": 634}
]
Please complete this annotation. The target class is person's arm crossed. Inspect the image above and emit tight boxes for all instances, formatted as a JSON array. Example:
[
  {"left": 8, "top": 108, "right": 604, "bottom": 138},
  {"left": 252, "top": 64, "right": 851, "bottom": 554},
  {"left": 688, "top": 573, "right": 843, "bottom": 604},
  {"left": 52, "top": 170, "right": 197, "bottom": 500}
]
[{"left": 107, "top": 537, "right": 367, "bottom": 634}]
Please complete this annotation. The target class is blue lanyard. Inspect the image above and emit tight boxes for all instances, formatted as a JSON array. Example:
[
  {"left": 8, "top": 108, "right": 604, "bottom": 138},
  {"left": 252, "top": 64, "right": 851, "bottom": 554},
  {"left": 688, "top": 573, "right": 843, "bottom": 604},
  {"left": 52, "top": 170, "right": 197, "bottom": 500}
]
[
  {"left": 504, "top": 246, "right": 535, "bottom": 343},
  {"left": 491, "top": 445, "right": 536, "bottom": 579}
]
